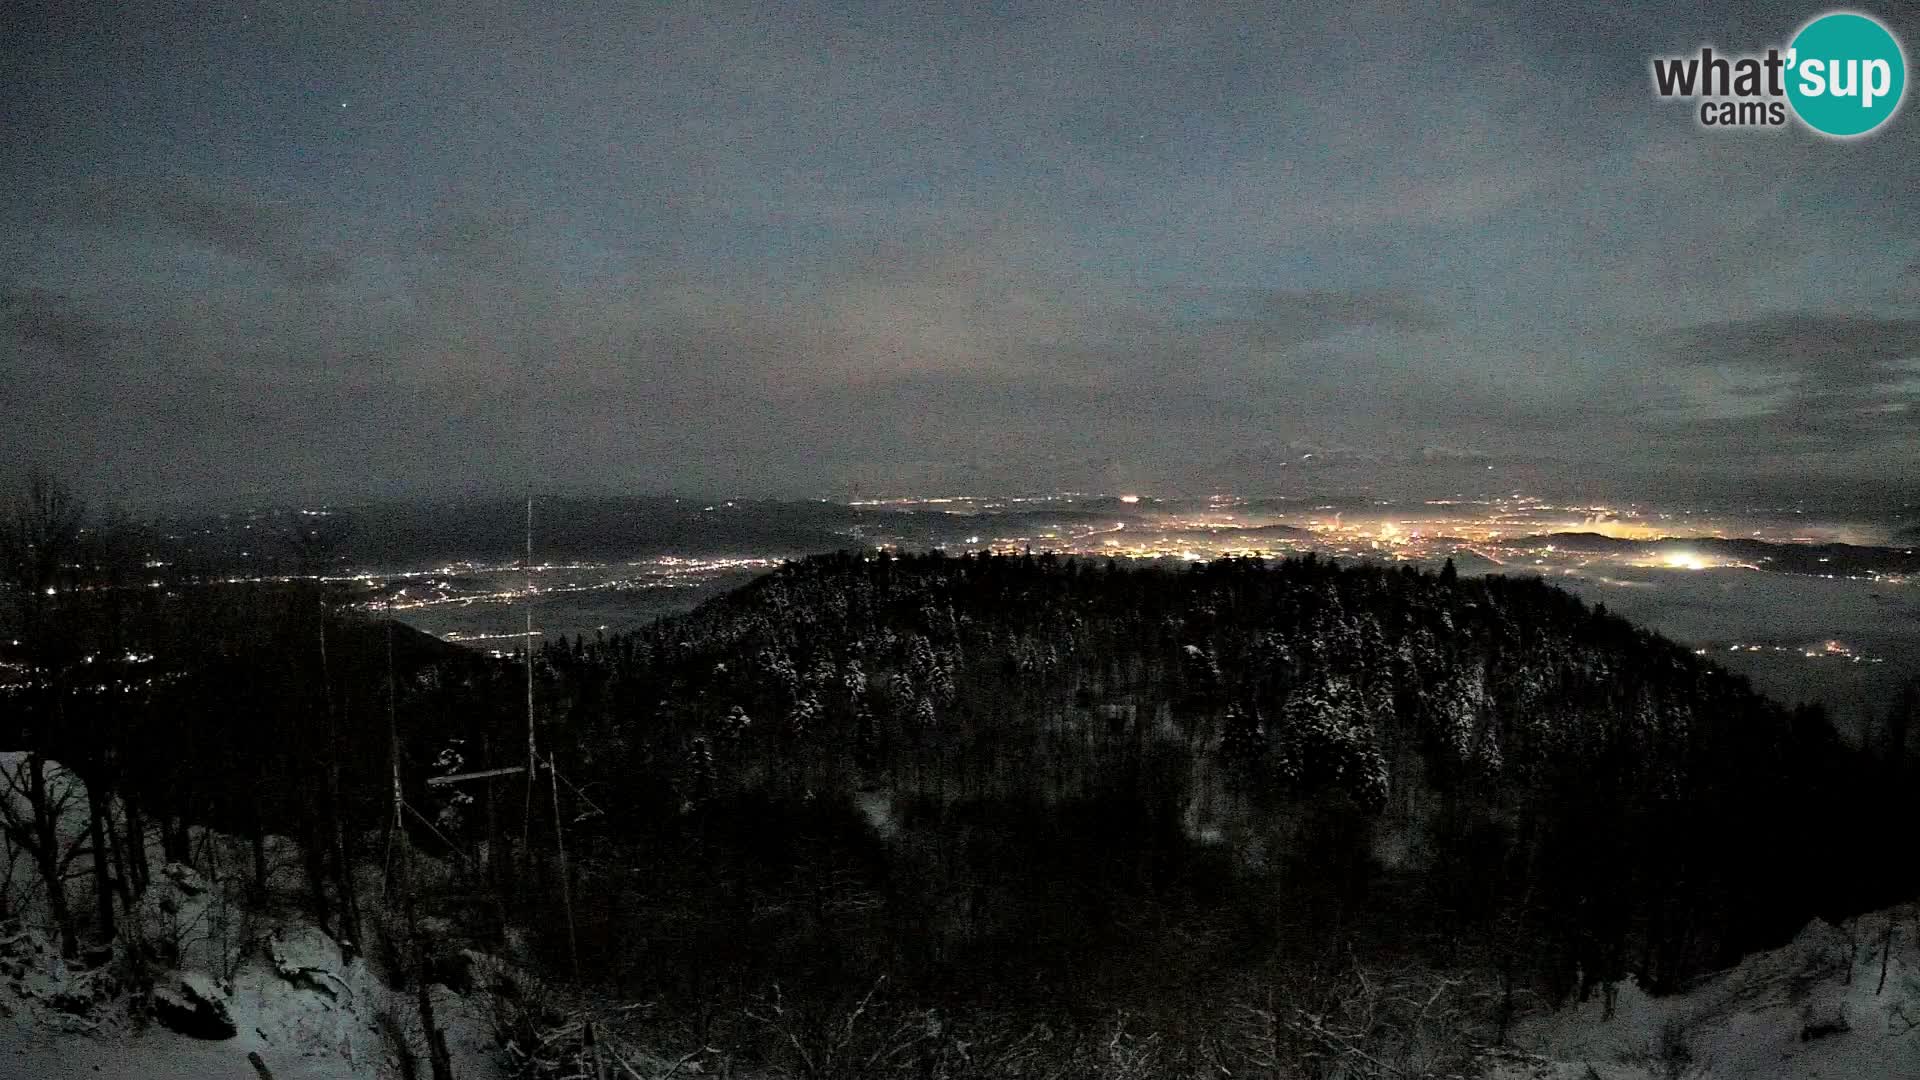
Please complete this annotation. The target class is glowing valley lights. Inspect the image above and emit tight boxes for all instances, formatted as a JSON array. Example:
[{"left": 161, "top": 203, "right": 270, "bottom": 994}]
[{"left": 1662, "top": 551, "right": 1710, "bottom": 571}]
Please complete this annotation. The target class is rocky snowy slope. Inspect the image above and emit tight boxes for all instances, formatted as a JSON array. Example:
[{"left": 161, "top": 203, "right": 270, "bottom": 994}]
[
  {"left": 1484, "top": 906, "right": 1920, "bottom": 1079},
  {"left": 0, "top": 753, "right": 503, "bottom": 1080}
]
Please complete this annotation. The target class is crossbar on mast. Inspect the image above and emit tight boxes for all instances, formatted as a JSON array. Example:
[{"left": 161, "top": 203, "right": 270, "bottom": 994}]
[{"left": 426, "top": 764, "right": 539, "bottom": 787}]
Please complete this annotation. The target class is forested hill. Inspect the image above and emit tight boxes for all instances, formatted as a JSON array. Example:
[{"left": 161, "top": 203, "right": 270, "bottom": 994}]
[{"left": 538, "top": 551, "right": 1914, "bottom": 995}]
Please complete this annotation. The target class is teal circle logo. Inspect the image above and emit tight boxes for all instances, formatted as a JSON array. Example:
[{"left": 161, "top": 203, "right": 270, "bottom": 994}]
[{"left": 1786, "top": 12, "right": 1906, "bottom": 137}]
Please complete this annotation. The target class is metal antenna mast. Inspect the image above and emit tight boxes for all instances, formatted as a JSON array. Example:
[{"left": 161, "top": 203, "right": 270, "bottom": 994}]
[
  {"left": 519, "top": 491, "right": 579, "bottom": 978},
  {"left": 385, "top": 594, "right": 402, "bottom": 898},
  {"left": 523, "top": 493, "right": 536, "bottom": 851}
]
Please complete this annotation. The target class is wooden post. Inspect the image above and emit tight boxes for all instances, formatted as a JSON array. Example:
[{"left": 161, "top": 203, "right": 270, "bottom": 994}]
[{"left": 586, "top": 1020, "right": 609, "bottom": 1080}]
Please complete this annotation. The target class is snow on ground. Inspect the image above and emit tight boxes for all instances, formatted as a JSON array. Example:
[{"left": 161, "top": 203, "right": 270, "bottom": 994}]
[
  {"left": 0, "top": 754, "right": 506, "bottom": 1080},
  {"left": 8, "top": 753, "right": 1915, "bottom": 1079},
  {"left": 1485, "top": 905, "right": 1920, "bottom": 1079},
  {"left": 0, "top": 868, "right": 506, "bottom": 1080},
  {"left": 1, "top": 977, "right": 502, "bottom": 1080}
]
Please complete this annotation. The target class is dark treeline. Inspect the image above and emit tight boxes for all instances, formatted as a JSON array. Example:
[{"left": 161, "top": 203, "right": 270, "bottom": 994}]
[
  {"left": 5, "top": 472, "right": 1919, "bottom": 1077},
  {"left": 0, "top": 473, "right": 514, "bottom": 958}
]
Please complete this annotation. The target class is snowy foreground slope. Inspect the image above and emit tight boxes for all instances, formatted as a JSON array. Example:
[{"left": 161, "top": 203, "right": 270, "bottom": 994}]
[
  {"left": 6, "top": 904, "right": 1914, "bottom": 1080},
  {"left": 0, "top": 753, "right": 502, "bottom": 1080},
  {"left": 0, "top": 871, "right": 505, "bottom": 1080},
  {"left": 3, "top": 752, "right": 1916, "bottom": 1078},
  {"left": 1485, "top": 907, "right": 1920, "bottom": 1080}
]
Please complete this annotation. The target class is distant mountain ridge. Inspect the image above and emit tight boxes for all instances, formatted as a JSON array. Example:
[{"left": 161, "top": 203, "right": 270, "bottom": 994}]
[{"left": 1525, "top": 531, "right": 1918, "bottom": 575}]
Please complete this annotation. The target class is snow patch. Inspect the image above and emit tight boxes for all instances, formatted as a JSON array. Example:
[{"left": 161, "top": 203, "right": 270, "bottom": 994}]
[{"left": 1490, "top": 904, "right": 1920, "bottom": 1079}]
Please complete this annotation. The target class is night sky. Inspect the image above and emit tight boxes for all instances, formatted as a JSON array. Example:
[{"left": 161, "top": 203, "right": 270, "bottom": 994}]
[{"left": 3, "top": 1, "right": 1916, "bottom": 509}]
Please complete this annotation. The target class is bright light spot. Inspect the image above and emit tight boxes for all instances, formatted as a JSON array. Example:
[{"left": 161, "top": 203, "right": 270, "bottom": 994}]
[
  {"left": 1663, "top": 551, "right": 1708, "bottom": 571},
  {"left": 1119, "top": 495, "right": 1140, "bottom": 504}
]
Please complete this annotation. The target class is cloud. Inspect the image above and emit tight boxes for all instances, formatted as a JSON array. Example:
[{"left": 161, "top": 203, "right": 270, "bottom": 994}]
[
  {"left": 1170, "top": 286, "right": 1446, "bottom": 344},
  {"left": 1651, "top": 312, "right": 1920, "bottom": 457},
  {"left": 609, "top": 235, "right": 1455, "bottom": 404},
  {"left": 3, "top": 2, "right": 1918, "bottom": 506},
  {"left": 63, "top": 180, "right": 349, "bottom": 287},
  {"left": 1413, "top": 445, "right": 1494, "bottom": 464},
  {"left": 1662, "top": 314, "right": 1920, "bottom": 379},
  {"left": 0, "top": 280, "right": 116, "bottom": 367}
]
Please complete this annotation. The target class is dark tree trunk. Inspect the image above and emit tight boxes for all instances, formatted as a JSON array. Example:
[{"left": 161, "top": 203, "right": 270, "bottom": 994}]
[
  {"left": 86, "top": 778, "right": 116, "bottom": 944},
  {"left": 1498, "top": 958, "right": 1515, "bottom": 1044},
  {"left": 250, "top": 808, "right": 269, "bottom": 904},
  {"left": 333, "top": 808, "right": 360, "bottom": 955},
  {"left": 162, "top": 808, "right": 191, "bottom": 864},
  {"left": 483, "top": 735, "right": 501, "bottom": 889},
  {"left": 317, "top": 601, "right": 360, "bottom": 953},
  {"left": 106, "top": 797, "right": 135, "bottom": 914},
  {"left": 1878, "top": 916, "right": 1894, "bottom": 996},
  {"left": 122, "top": 792, "right": 150, "bottom": 891},
  {"left": 303, "top": 806, "right": 332, "bottom": 936},
  {"left": 28, "top": 754, "right": 79, "bottom": 959},
  {"left": 405, "top": 893, "right": 456, "bottom": 1080}
]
